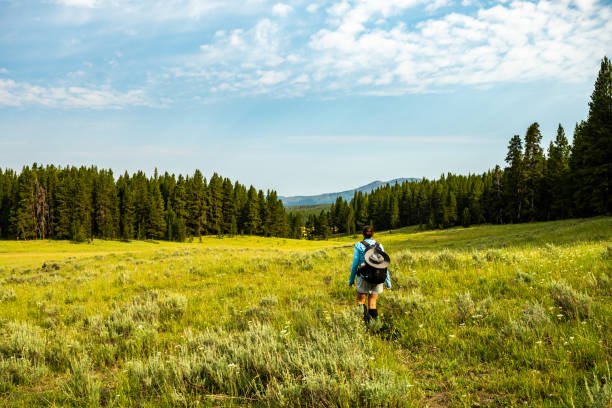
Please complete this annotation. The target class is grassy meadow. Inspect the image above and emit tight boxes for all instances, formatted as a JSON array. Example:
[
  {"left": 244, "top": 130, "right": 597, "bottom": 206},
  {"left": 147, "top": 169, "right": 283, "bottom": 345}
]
[{"left": 0, "top": 217, "right": 610, "bottom": 407}]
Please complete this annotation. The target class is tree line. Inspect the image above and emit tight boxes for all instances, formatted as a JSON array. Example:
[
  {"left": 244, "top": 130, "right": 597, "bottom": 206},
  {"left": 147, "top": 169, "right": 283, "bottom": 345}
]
[
  {"left": 0, "top": 167, "right": 303, "bottom": 241},
  {"left": 0, "top": 57, "right": 609, "bottom": 241}
]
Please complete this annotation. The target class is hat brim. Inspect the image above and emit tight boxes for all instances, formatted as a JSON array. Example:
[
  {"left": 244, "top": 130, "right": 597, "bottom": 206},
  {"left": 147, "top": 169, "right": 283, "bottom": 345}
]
[{"left": 364, "top": 247, "right": 390, "bottom": 269}]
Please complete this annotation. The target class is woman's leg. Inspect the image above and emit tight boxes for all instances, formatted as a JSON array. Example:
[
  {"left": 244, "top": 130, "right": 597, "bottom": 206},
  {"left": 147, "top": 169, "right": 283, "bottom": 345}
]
[
  {"left": 367, "top": 294, "right": 379, "bottom": 320},
  {"left": 367, "top": 293, "right": 378, "bottom": 309},
  {"left": 356, "top": 291, "right": 368, "bottom": 322}
]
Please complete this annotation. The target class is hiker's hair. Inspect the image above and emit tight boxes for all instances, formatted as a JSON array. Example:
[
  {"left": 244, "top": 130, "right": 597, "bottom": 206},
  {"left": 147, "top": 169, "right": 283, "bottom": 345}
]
[{"left": 362, "top": 225, "right": 374, "bottom": 239}]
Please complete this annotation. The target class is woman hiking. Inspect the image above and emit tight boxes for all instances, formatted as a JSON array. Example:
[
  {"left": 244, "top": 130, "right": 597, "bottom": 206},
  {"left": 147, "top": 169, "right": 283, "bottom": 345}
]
[{"left": 348, "top": 225, "right": 391, "bottom": 323}]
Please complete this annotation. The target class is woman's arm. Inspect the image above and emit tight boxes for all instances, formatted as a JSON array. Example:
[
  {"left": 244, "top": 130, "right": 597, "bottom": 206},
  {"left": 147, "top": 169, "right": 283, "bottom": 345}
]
[
  {"left": 377, "top": 243, "right": 391, "bottom": 288},
  {"left": 348, "top": 245, "right": 360, "bottom": 286}
]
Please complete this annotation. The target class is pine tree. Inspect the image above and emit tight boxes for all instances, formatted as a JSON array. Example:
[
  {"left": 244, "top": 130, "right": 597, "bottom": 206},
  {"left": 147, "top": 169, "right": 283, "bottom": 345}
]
[
  {"left": 187, "top": 170, "right": 207, "bottom": 237},
  {"left": 571, "top": 56, "right": 612, "bottom": 215},
  {"left": 266, "top": 191, "right": 286, "bottom": 237},
  {"left": 117, "top": 173, "right": 135, "bottom": 239},
  {"left": 523, "top": 123, "right": 545, "bottom": 221},
  {"left": 346, "top": 206, "right": 355, "bottom": 235},
  {"left": 504, "top": 135, "right": 526, "bottom": 223},
  {"left": 222, "top": 178, "right": 236, "bottom": 234},
  {"left": 547, "top": 124, "right": 572, "bottom": 219},
  {"left": 443, "top": 189, "right": 457, "bottom": 228},
  {"left": 165, "top": 203, "right": 176, "bottom": 241},
  {"left": 492, "top": 165, "right": 503, "bottom": 224},
  {"left": 0, "top": 169, "right": 17, "bottom": 238},
  {"left": 93, "top": 170, "right": 118, "bottom": 239},
  {"left": 315, "top": 210, "right": 330, "bottom": 239},
  {"left": 73, "top": 167, "right": 93, "bottom": 241},
  {"left": 11, "top": 167, "right": 37, "bottom": 240},
  {"left": 389, "top": 195, "right": 400, "bottom": 229},
  {"left": 131, "top": 172, "right": 149, "bottom": 239},
  {"left": 147, "top": 180, "right": 166, "bottom": 239},
  {"left": 462, "top": 207, "right": 471, "bottom": 227},
  {"left": 258, "top": 190, "right": 269, "bottom": 236},
  {"left": 353, "top": 192, "right": 368, "bottom": 228},
  {"left": 243, "top": 186, "right": 261, "bottom": 235},
  {"left": 207, "top": 174, "right": 223, "bottom": 235}
]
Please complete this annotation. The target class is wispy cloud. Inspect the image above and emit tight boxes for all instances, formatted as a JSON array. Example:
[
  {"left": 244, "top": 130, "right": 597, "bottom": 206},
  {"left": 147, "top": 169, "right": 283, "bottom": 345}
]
[
  {"left": 272, "top": 2, "right": 293, "bottom": 17},
  {"left": 307, "top": 0, "right": 611, "bottom": 91},
  {"left": 5, "top": 0, "right": 612, "bottom": 106},
  {"left": 53, "top": 0, "right": 271, "bottom": 23},
  {"left": 0, "top": 79, "right": 152, "bottom": 109},
  {"left": 171, "top": 0, "right": 611, "bottom": 99},
  {"left": 287, "top": 135, "right": 494, "bottom": 144}
]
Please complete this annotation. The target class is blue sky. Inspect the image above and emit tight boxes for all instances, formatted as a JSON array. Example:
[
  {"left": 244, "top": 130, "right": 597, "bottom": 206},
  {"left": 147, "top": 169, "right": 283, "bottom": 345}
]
[{"left": 0, "top": 0, "right": 610, "bottom": 195}]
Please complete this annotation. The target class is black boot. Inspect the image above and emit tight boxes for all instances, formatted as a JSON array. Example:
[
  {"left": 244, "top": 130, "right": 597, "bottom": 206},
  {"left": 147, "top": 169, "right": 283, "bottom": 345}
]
[
  {"left": 368, "top": 308, "right": 378, "bottom": 320},
  {"left": 363, "top": 304, "right": 370, "bottom": 323}
]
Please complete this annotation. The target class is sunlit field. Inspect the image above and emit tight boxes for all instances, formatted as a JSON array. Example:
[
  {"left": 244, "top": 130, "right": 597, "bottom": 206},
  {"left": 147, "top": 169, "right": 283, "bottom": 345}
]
[{"left": 0, "top": 217, "right": 610, "bottom": 407}]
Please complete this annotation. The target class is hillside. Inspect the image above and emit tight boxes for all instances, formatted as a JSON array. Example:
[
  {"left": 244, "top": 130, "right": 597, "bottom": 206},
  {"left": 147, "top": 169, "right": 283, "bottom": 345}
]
[
  {"left": 0, "top": 217, "right": 610, "bottom": 407},
  {"left": 279, "top": 177, "right": 418, "bottom": 206}
]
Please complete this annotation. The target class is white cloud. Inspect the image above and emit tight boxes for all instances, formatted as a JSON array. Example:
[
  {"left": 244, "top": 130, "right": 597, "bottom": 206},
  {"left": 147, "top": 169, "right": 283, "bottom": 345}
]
[
  {"left": 425, "top": 0, "right": 451, "bottom": 11},
  {"left": 171, "top": 0, "right": 611, "bottom": 99},
  {"left": 58, "top": 0, "right": 99, "bottom": 7},
  {"left": 0, "top": 68, "right": 9, "bottom": 74},
  {"left": 305, "top": 0, "right": 612, "bottom": 93},
  {"left": 272, "top": 2, "right": 292, "bottom": 17},
  {"left": 175, "top": 17, "right": 292, "bottom": 95},
  {"left": 0, "top": 79, "right": 152, "bottom": 109},
  {"left": 257, "top": 70, "right": 288, "bottom": 85},
  {"left": 287, "top": 135, "right": 493, "bottom": 144},
  {"left": 306, "top": 3, "right": 319, "bottom": 13},
  {"left": 293, "top": 74, "right": 309, "bottom": 84},
  {"left": 53, "top": 0, "right": 267, "bottom": 22}
]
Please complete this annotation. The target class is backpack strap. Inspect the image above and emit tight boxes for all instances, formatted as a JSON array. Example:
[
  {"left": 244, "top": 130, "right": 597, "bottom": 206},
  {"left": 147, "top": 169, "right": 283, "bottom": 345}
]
[{"left": 360, "top": 240, "right": 371, "bottom": 250}]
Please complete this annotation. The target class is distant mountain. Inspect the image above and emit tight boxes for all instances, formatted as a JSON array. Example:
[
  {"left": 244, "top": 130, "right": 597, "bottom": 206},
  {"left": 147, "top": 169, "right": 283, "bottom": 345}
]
[{"left": 279, "top": 178, "right": 419, "bottom": 206}]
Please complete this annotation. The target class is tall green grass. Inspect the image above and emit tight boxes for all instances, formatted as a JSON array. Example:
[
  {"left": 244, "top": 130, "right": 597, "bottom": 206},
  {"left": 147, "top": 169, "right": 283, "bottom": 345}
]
[{"left": 0, "top": 217, "right": 610, "bottom": 407}]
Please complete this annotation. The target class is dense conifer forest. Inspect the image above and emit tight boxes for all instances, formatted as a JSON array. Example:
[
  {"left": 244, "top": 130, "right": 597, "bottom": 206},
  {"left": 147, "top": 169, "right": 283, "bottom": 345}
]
[{"left": 0, "top": 57, "right": 610, "bottom": 241}]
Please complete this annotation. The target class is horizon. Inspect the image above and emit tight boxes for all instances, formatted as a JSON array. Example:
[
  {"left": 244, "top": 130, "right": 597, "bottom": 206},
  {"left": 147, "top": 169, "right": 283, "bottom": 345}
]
[{"left": 1, "top": 0, "right": 611, "bottom": 195}]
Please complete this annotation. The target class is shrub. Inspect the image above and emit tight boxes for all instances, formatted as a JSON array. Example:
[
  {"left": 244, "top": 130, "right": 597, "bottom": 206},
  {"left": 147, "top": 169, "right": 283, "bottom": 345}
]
[
  {"left": 396, "top": 251, "right": 416, "bottom": 267},
  {"left": 65, "top": 306, "right": 87, "bottom": 325},
  {"left": 384, "top": 290, "right": 426, "bottom": 316},
  {"left": 454, "top": 291, "right": 475, "bottom": 322},
  {"left": 126, "top": 354, "right": 169, "bottom": 396},
  {"left": 393, "top": 272, "right": 420, "bottom": 290},
  {"left": 243, "top": 306, "right": 273, "bottom": 322},
  {"left": 0, "top": 288, "right": 16, "bottom": 302},
  {"left": 158, "top": 293, "right": 187, "bottom": 322},
  {"left": 310, "top": 249, "right": 328, "bottom": 259},
  {"left": 63, "top": 358, "right": 102, "bottom": 408},
  {"left": 259, "top": 295, "right": 279, "bottom": 307},
  {"left": 584, "top": 362, "right": 611, "bottom": 408},
  {"left": 115, "top": 272, "right": 132, "bottom": 285},
  {"left": 485, "top": 250, "right": 507, "bottom": 263},
  {"left": 44, "top": 334, "right": 75, "bottom": 371},
  {"left": 549, "top": 280, "right": 591, "bottom": 319},
  {"left": 516, "top": 269, "right": 534, "bottom": 283},
  {"left": 126, "top": 311, "right": 412, "bottom": 406},
  {"left": 0, "top": 357, "right": 48, "bottom": 392},
  {"left": 436, "top": 251, "right": 459, "bottom": 268},
  {"left": 472, "top": 253, "right": 484, "bottom": 268},
  {"left": 521, "top": 302, "right": 550, "bottom": 328},
  {"left": 598, "top": 273, "right": 610, "bottom": 290},
  {"left": 0, "top": 322, "right": 46, "bottom": 364}
]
